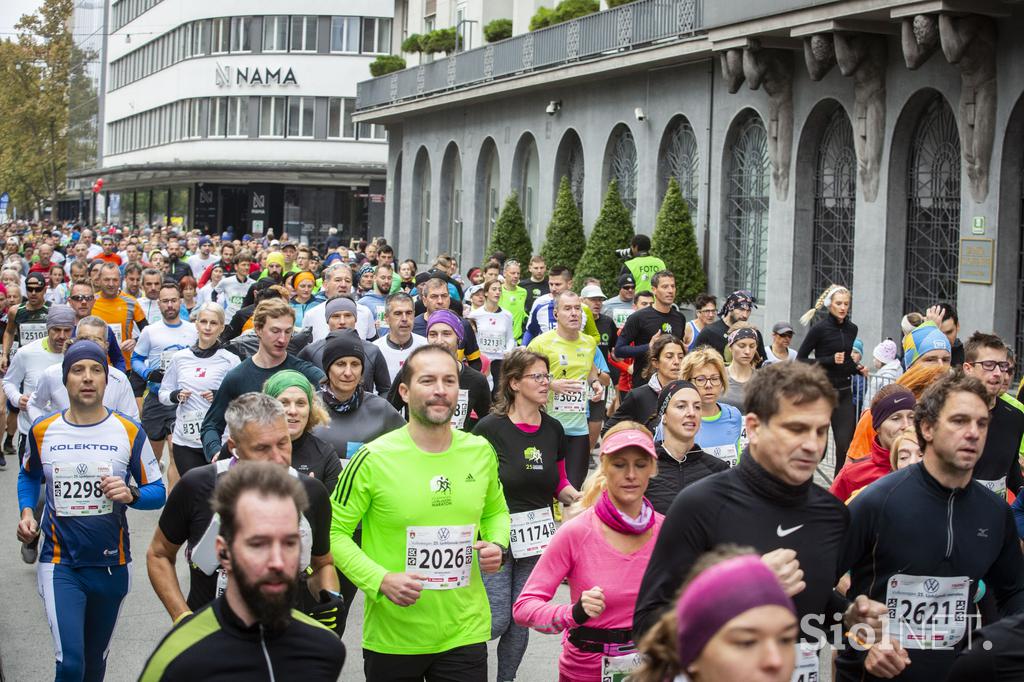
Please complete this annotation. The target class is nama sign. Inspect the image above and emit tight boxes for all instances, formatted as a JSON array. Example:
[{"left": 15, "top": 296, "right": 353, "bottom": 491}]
[{"left": 215, "top": 63, "right": 298, "bottom": 87}]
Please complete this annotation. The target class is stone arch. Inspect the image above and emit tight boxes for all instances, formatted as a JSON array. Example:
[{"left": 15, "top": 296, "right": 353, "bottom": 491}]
[
  {"left": 657, "top": 114, "right": 699, "bottom": 213},
  {"left": 474, "top": 137, "right": 501, "bottom": 260},
  {"left": 1000, "top": 93, "right": 1024, "bottom": 372}
]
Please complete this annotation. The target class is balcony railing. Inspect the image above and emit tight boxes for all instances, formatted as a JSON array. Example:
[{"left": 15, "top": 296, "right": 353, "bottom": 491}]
[{"left": 356, "top": 0, "right": 704, "bottom": 111}]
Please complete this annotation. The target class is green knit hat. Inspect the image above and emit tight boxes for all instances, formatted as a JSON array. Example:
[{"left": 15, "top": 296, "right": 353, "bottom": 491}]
[{"left": 263, "top": 369, "right": 315, "bottom": 404}]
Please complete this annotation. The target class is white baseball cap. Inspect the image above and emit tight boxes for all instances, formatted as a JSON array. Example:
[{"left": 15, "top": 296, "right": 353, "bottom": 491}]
[{"left": 580, "top": 285, "right": 606, "bottom": 300}]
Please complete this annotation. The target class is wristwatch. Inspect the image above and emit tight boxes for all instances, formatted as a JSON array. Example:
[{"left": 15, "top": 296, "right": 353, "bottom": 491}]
[
  {"left": 128, "top": 485, "right": 141, "bottom": 505},
  {"left": 500, "top": 544, "right": 511, "bottom": 567}
]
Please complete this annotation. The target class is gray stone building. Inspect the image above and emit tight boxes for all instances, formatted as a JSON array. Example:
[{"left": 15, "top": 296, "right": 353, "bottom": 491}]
[{"left": 355, "top": 0, "right": 1024, "bottom": 360}]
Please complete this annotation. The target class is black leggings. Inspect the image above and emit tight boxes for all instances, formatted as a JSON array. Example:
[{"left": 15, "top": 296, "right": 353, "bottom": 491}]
[
  {"left": 363, "top": 642, "right": 487, "bottom": 682},
  {"left": 172, "top": 444, "right": 208, "bottom": 477},
  {"left": 564, "top": 435, "right": 592, "bottom": 490},
  {"left": 489, "top": 359, "right": 503, "bottom": 401},
  {"left": 831, "top": 388, "right": 856, "bottom": 476}
]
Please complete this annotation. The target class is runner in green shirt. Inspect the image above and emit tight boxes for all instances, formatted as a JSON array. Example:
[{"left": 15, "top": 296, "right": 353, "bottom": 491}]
[
  {"left": 330, "top": 344, "right": 510, "bottom": 677},
  {"left": 498, "top": 259, "right": 527, "bottom": 342}
]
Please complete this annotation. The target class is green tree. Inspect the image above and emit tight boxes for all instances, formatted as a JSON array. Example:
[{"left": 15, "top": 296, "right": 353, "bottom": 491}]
[
  {"left": 530, "top": 0, "right": 599, "bottom": 31},
  {"left": 0, "top": 0, "right": 73, "bottom": 216},
  {"left": 606, "top": 0, "right": 638, "bottom": 6},
  {"left": 369, "top": 55, "right": 406, "bottom": 77},
  {"left": 574, "top": 180, "right": 634, "bottom": 291},
  {"left": 487, "top": 192, "right": 534, "bottom": 266},
  {"left": 422, "top": 28, "right": 457, "bottom": 54},
  {"left": 541, "top": 176, "right": 586, "bottom": 272},
  {"left": 652, "top": 178, "right": 706, "bottom": 303},
  {"left": 401, "top": 34, "right": 424, "bottom": 53},
  {"left": 483, "top": 18, "right": 513, "bottom": 42}
]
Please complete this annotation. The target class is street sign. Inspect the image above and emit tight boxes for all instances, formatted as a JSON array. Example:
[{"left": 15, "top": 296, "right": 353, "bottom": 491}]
[
  {"left": 971, "top": 216, "right": 986, "bottom": 235},
  {"left": 0, "top": 192, "right": 9, "bottom": 223}
]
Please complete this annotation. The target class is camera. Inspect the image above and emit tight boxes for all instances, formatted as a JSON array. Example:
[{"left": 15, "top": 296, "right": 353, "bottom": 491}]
[{"left": 614, "top": 247, "right": 632, "bottom": 259}]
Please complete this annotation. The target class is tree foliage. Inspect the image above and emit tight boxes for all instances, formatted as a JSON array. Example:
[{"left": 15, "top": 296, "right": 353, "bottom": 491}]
[
  {"left": 0, "top": 0, "right": 74, "bottom": 216},
  {"left": 530, "top": 0, "right": 599, "bottom": 31},
  {"left": 652, "top": 178, "right": 706, "bottom": 303},
  {"left": 606, "top": 0, "right": 639, "bottom": 7},
  {"left": 401, "top": 34, "right": 425, "bottom": 53},
  {"left": 574, "top": 180, "right": 634, "bottom": 292},
  {"left": 483, "top": 18, "right": 513, "bottom": 43},
  {"left": 369, "top": 55, "right": 407, "bottom": 77},
  {"left": 422, "top": 28, "right": 457, "bottom": 54},
  {"left": 541, "top": 176, "right": 586, "bottom": 273},
  {"left": 487, "top": 191, "right": 534, "bottom": 266}
]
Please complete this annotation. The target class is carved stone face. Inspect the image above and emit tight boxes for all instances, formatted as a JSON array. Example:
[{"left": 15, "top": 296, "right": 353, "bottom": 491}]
[
  {"left": 913, "top": 15, "right": 937, "bottom": 44},
  {"left": 810, "top": 35, "right": 832, "bottom": 61}
]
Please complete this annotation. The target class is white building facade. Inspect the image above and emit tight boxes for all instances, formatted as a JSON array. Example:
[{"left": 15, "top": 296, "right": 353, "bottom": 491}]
[{"left": 67, "top": 0, "right": 397, "bottom": 245}]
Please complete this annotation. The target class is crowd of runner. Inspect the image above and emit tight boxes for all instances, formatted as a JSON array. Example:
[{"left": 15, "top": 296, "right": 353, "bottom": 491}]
[{"left": 5, "top": 220, "right": 1024, "bottom": 681}]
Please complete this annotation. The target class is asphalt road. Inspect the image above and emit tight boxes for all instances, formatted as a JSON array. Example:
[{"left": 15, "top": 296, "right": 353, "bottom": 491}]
[{"left": 0, "top": 465, "right": 566, "bottom": 681}]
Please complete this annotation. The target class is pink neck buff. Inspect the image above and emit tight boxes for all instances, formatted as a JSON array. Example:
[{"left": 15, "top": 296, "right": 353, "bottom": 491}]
[{"left": 594, "top": 489, "right": 655, "bottom": 535}]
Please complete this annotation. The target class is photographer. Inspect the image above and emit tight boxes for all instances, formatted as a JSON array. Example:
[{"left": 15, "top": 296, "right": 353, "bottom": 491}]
[{"left": 619, "top": 235, "right": 665, "bottom": 294}]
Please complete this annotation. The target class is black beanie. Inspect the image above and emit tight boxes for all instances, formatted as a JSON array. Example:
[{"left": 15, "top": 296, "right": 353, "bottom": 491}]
[{"left": 322, "top": 331, "right": 365, "bottom": 374}]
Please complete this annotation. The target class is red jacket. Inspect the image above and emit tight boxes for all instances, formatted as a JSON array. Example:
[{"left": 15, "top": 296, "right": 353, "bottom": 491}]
[{"left": 829, "top": 438, "right": 892, "bottom": 503}]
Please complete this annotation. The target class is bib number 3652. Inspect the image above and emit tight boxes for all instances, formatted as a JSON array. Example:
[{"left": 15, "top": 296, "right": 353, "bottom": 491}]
[{"left": 406, "top": 524, "right": 475, "bottom": 590}]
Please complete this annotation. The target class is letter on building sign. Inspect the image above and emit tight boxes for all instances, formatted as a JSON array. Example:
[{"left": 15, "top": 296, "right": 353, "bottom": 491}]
[
  {"left": 250, "top": 70, "right": 263, "bottom": 85},
  {"left": 252, "top": 193, "right": 265, "bottom": 210},
  {"left": 235, "top": 67, "right": 249, "bottom": 86},
  {"left": 283, "top": 68, "right": 297, "bottom": 85},
  {"left": 215, "top": 63, "right": 231, "bottom": 87},
  {"left": 265, "top": 68, "right": 281, "bottom": 84}
]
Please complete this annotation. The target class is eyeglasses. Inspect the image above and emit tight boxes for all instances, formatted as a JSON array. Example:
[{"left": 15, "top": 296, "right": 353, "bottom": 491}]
[
  {"left": 69, "top": 294, "right": 94, "bottom": 302},
  {"left": 691, "top": 375, "right": 722, "bottom": 386},
  {"left": 973, "top": 360, "right": 1012, "bottom": 373},
  {"left": 621, "top": 285, "right": 635, "bottom": 290},
  {"left": 523, "top": 372, "right": 553, "bottom": 383},
  {"left": 699, "top": 308, "right": 717, "bottom": 315}
]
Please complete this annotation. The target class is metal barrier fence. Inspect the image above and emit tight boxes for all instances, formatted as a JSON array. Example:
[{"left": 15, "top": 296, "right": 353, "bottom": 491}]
[
  {"left": 816, "top": 371, "right": 898, "bottom": 487},
  {"left": 356, "top": 0, "right": 704, "bottom": 110}
]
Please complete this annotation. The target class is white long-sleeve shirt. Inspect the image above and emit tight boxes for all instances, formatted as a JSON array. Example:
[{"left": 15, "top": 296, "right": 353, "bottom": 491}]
[
  {"left": 158, "top": 346, "right": 240, "bottom": 448},
  {"left": 27, "top": 363, "right": 139, "bottom": 426},
  {"left": 466, "top": 307, "right": 517, "bottom": 361},
  {"left": 3, "top": 337, "right": 62, "bottom": 434}
]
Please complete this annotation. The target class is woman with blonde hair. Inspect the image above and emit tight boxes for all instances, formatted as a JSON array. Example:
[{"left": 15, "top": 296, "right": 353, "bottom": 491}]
[
  {"left": 889, "top": 429, "right": 922, "bottom": 471},
  {"left": 632, "top": 545, "right": 797, "bottom": 682},
  {"left": 797, "top": 284, "right": 866, "bottom": 474},
  {"left": 513, "top": 422, "right": 664, "bottom": 682},
  {"left": 603, "top": 333, "right": 685, "bottom": 433},
  {"left": 680, "top": 347, "right": 743, "bottom": 468}
]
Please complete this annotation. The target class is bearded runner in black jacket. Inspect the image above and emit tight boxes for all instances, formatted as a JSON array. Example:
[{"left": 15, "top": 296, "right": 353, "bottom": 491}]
[
  {"left": 634, "top": 363, "right": 886, "bottom": 677},
  {"left": 835, "top": 371, "right": 1024, "bottom": 681}
]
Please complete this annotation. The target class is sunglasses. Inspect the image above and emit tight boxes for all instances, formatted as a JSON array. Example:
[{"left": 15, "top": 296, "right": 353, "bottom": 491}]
[
  {"left": 621, "top": 285, "right": 635, "bottom": 290},
  {"left": 26, "top": 287, "right": 45, "bottom": 293},
  {"left": 69, "top": 294, "right": 94, "bottom": 302}
]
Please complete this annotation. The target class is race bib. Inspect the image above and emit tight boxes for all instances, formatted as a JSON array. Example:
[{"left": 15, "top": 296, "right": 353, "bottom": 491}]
[
  {"left": 405, "top": 524, "right": 475, "bottom": 590},
  {"left": 478, "top": 332, "right": 505, "bottom": 356},
  {"left": 160, "top": 350, "right": 177, "bottom": 371},
  {"left": 53, "top": 462, "right": 113, "bottom": 517},
  {"left": 20, "top": 322, "right": 46, "bottom": 344},
  {"left": 215, "top": 568, "right": 228, "bottom": 599},
  {"left": 509, "top": 507, "right": 556, "bottom": 559},
  {"left": 885, "top": 574, "right": 970, "bottom": 650},
  {"left": 178, "top": 410, "right": 205, "bottom": 443},
  {"left": 791, "top": 643, "right": 819, "bottom": 682},
  {"left": 601, "top": 652, "right": 642, "bottom": 682},
  {"left": 111, "top": 325, "right": 123, "bottom": 344},
  {"left": 977, "top": 477, "right": 1007, "bottom": 499},
  {"left": 704, "top": 443, "right": 739, "bottom": 468},
  {"left": 553, "top": 382, "right": 587, "bottom": 414},
  {"left": 450, "top": 389, "right": 469, "bottom": 430},
  {"left": 612, "top": 309, "right": 631, "bottom": 328},
  {"left": 229, "top": 295, "right": 244, "bottom": 306}
]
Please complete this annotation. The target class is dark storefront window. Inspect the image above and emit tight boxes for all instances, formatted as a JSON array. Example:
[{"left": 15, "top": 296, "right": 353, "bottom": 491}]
[{"left": 283, "top": 186, "right": 368, "bottom": 249}]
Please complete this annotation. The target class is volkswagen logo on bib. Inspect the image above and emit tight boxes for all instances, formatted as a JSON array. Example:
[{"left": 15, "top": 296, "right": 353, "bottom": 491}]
[
  {"left": 76, "top": 463, "right": 89, "bottom": 476},
  {"left": 438, "top": 528, "right": 450, "bottom": 542},
  {"left": 924, "top": 578, "right": 941, "bottom": 594}
]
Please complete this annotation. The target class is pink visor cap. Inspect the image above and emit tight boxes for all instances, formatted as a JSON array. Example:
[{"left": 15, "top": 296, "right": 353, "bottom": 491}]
[{"left": 600, "top": 429, "right": 657, "bottom": 459}]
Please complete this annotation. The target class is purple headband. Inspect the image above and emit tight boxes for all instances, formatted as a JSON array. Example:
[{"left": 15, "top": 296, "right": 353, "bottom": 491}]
[
  {"left": 871, "top": 387, "right": 916, "bottom": 432},
  {"left": 426, "top": 309, "right": 465, "bottom": 345},
  {"left": 676, "top": 555, "right": 795, "bottom": 668}
]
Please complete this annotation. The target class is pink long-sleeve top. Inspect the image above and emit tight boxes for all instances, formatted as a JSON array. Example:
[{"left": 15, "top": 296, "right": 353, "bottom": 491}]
[{"left": 512, "top": 506, "right": 664, "bottom": 682}]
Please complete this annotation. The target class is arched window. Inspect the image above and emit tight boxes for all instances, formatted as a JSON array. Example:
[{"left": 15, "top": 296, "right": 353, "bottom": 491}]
[
  {"left": 440, "top": 144, "right": 462, "bottom": 263},
  {"left": 513, "top": 134, "right": 540, "bottom": 243},
  {"left": 412, "top": 148, "right": 431, "bottom": 261},
  {"left": 659, "top": 116, "right": 699, "bottom": 214},
  {"left": 482, "top": 145, "right": 500, "bottom": 250},
  {"left": 903, "top": 95, "right": 961, "bottom": 314},
  {"left": 554, "top": 130, "right": 585, "bottom": 218},
  {"left": 811, "top": 108, "right": 857, "bottom": 301},
  {"left": 724, "top": 113, "right": 770, "bottom": 301},
  {"left": 607, "top": 125, "right": 638, "bottom": 220}
]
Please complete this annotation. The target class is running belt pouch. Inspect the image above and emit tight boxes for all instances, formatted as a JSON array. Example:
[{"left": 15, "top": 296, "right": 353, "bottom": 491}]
[{"left": 567, "top": 626, "right": 634, "bottom": 653}]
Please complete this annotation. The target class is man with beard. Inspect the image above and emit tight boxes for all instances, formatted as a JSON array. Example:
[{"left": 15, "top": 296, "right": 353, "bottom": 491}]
[
  {"left": 691, "top": 289, "right": 767, "bottom": 360},
  {"left": 147, "top": 394, "right": 342, "bottom": 632},
  {"left": 330, "top": 345, "right": 508, "bottom": 680},
  {"left": 140, "top": 461, "right": 346, "bottom": 681}
]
